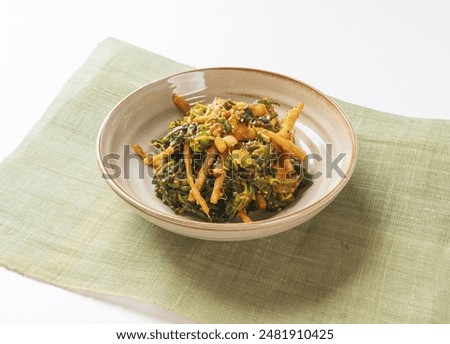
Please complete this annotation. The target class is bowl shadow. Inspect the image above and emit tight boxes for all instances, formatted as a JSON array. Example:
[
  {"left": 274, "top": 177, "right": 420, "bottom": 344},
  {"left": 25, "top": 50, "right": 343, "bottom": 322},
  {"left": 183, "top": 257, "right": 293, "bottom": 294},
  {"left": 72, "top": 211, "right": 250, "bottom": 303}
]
[{"left": 141, "top": 172, "right": 381, "bottom": 323}]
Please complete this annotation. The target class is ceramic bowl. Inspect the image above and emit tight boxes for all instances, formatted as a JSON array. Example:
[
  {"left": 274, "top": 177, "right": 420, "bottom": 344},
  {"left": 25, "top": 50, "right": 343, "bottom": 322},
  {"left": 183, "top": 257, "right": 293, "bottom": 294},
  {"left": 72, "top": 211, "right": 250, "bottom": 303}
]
[{"left": 97, "top": 68, "right": 357, "bottom": 240}]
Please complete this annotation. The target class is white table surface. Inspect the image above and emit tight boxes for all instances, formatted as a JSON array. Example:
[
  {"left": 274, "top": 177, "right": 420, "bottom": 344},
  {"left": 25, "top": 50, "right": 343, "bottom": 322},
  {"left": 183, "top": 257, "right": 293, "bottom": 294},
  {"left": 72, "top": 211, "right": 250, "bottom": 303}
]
[{"left": 1, "top": 0, "right": 449, "bottom": 323}]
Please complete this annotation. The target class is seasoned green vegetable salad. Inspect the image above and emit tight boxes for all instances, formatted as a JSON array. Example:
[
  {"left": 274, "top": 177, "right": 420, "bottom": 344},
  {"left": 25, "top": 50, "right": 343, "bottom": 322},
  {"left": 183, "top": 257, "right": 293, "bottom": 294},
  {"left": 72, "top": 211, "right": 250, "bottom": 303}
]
[{"left": 133, "top": 95, "right": 311, "bottom": 223}]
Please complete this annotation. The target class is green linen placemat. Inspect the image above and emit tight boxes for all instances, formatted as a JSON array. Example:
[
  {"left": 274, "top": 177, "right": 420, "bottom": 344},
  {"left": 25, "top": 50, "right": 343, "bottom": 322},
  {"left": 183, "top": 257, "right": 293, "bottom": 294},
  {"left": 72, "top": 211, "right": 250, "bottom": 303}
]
[{"left": 0, "top": 38, "right": 449, "bottom": 323}]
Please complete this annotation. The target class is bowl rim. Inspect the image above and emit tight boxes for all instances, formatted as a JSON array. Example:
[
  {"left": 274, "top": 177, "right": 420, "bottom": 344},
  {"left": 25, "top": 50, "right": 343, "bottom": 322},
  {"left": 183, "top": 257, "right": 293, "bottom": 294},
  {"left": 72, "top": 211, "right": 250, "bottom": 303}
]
[{"left": 96, "top": 67, "right": 358, "bottom": 232}]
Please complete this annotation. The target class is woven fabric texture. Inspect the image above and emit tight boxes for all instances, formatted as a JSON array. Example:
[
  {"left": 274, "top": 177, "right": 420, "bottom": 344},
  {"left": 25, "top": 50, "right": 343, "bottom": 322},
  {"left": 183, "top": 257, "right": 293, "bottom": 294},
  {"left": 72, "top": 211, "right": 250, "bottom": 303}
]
[{"left": 0, "top": 38, "right": 449, "bottom": 323}]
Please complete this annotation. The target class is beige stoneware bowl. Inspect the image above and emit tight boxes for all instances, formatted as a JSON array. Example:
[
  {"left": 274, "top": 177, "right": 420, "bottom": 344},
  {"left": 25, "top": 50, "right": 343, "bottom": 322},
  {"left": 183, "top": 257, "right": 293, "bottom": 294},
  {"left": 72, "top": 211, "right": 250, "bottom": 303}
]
[{"left": 97, "top": 68, "right": 357, "bottom": 240}]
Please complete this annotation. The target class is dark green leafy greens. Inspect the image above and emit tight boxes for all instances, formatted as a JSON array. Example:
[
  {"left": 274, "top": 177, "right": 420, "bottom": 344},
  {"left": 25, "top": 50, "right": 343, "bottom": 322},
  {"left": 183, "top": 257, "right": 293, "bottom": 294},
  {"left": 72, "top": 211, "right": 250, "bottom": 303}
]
[{"left": 136, "top": 97, "right": 312, "bottom": 223}]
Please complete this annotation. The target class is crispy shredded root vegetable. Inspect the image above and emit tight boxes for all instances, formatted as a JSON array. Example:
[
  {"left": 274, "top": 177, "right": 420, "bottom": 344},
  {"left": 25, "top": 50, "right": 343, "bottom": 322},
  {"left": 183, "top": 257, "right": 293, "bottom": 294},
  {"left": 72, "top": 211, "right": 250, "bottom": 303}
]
[
  {"left": 255, "top": 193, "right": 267, "bottom": 210},
  {"left": 277, "top": 153, "right": 294, "bottom": 179},
  {"left": 134, "top": 96, "right": 312, "bottom": 223},
  {"left": 172, "top": 93, "right": 191, "bottom": 114},
  {"left": 255, "top": 128, "right": 307, "bottom": 161},
  {"left": 278, "top": 102, "right": 304, "bottom": 139},
  {"left": 152, "top": 146, "right": 175, "bottom": 169},
  {"left": 210, "top": 173, "right": 225, "bottom": 204},
  {"left": 132, "top": 144, "right": 147, "bottom": 160},
  {"left": 210, "top": 153, "right": 227, "bottom": 204},
  {"left": 188, "top": 145, "right": 217, "bottom": 202},
  {"left": 183, "top": 143, "right": 210, "bottom": 217},
  {"left": 238, "top": 209, "right": 253, "bottom": 223},
  {"left": 133, "top": 144, "right": 155, "bottom": 165},
  {"left": 282, "top": 154, "right": 294, "bottom": 173}
]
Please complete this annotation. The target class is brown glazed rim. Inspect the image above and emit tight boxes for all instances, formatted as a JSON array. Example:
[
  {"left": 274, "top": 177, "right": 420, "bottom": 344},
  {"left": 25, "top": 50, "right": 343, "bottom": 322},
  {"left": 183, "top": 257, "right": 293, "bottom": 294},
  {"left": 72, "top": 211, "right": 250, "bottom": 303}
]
[{"left": 96, "top": 67, "right": 358, "bottom": 232}]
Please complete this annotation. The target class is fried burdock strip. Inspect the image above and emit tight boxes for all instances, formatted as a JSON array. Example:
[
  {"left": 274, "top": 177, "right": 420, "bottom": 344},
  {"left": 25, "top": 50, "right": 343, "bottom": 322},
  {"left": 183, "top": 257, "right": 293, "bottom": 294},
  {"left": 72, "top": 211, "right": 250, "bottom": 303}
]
[
  {"left": 255, "top": 193, "right": 267, "bottom": 210},
  {"left": 133, "top": 144, "right": 175, "bottom": 169},
  {"left": 278, "top": 102, "right": 304, "bottom": 139},
  {"left": 238, "top": 208, "right": 253, "bottom": 223},
  {"left": 188, "top": 145, "right": 218, "bottom": 202},
  {"left": 172, "top": 93, "right": 191, "bottom": 115},
  {"left": 210, "top": 152, "right": 228, "bottom": 204},
  {"left": 255, "top": 128, "right": 307, "bottom": 161},
  {"left": 183, "top": 143, "right": 210, "bottom": 217}
]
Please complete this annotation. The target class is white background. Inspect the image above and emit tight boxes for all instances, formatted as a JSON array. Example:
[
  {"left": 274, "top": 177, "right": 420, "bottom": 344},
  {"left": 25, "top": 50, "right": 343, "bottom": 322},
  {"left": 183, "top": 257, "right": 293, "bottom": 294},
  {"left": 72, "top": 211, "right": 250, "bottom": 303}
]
[{"left": 1, "top": 0, "right": 449, "bottom": 323}]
